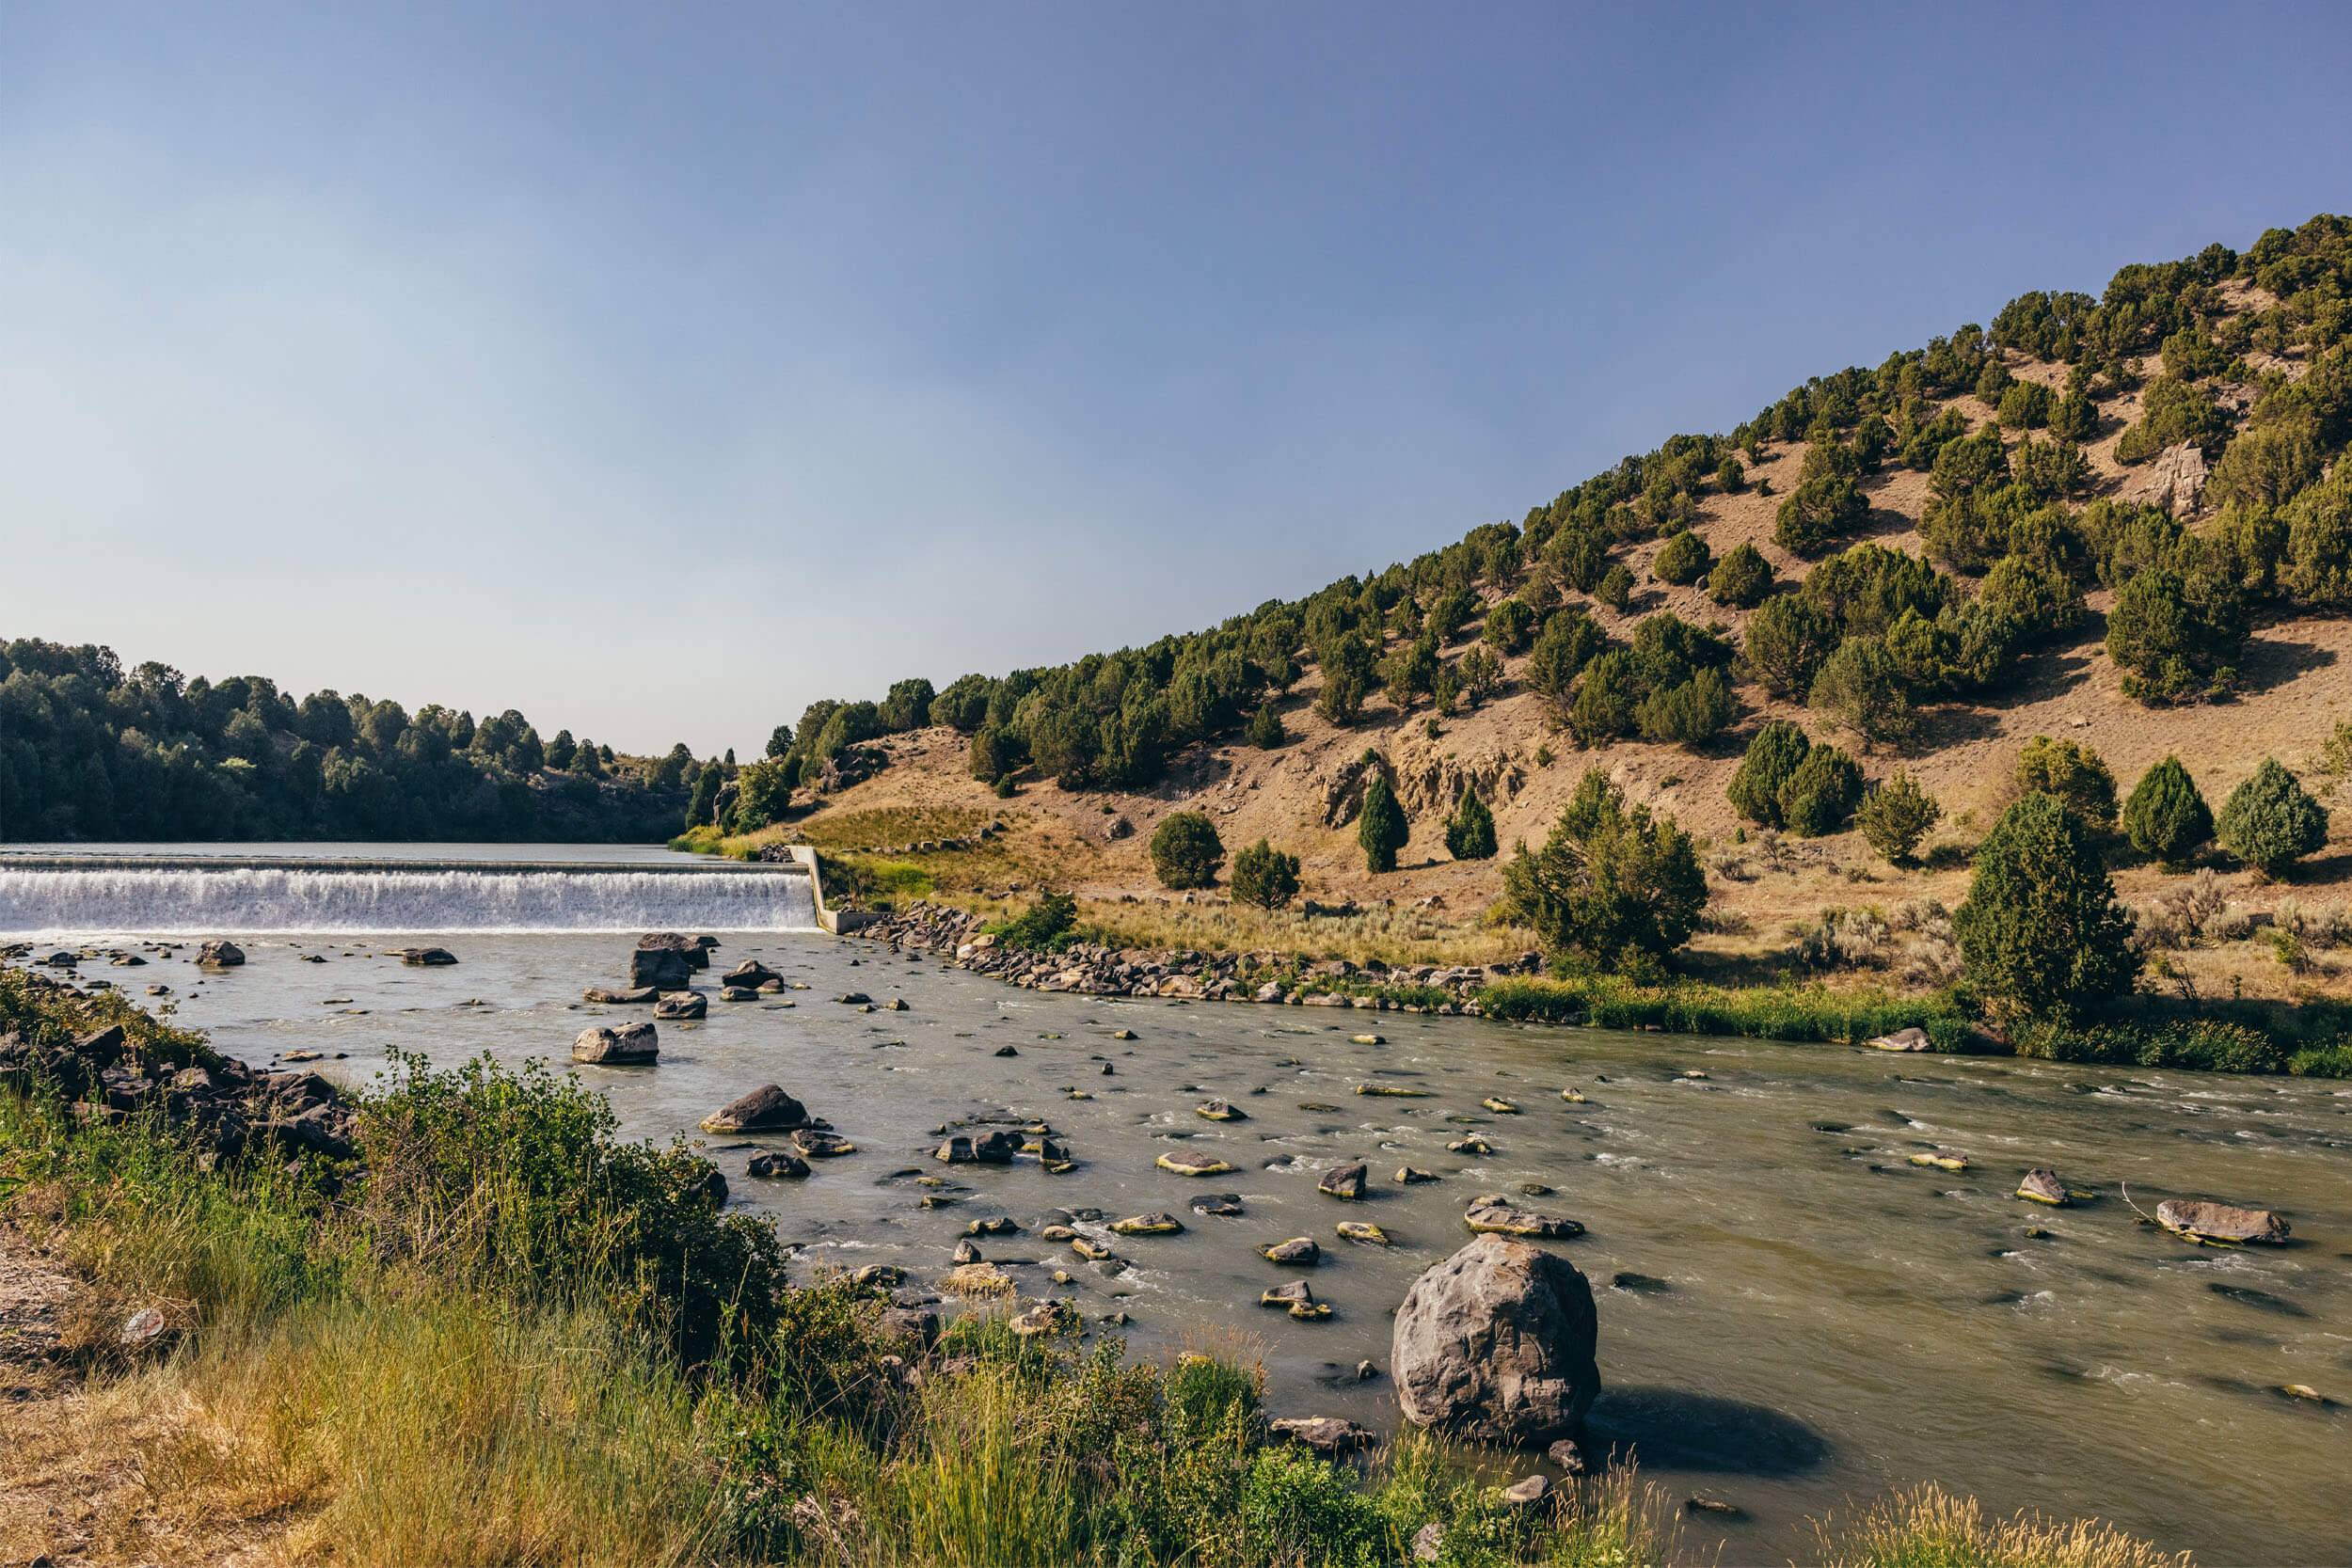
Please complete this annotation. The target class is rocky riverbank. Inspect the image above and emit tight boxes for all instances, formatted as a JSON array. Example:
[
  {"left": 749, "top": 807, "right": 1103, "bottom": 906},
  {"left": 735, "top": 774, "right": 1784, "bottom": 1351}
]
[{"left": 855, "top": 900, "right": 1540, "bottom": 1011}]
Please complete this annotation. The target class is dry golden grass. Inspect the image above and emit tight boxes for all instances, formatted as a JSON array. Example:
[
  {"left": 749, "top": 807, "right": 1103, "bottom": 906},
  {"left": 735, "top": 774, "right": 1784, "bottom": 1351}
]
[
  {"left": 1809, "top": 1483, "right": 2191, "bottom": 1568},
  {"left": 1072, "top": 895, "right": 1539, "bottom": 970}
]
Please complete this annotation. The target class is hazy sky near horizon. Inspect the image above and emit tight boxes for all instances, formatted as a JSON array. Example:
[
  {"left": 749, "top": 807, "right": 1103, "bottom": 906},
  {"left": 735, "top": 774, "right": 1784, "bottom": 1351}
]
[{"left": 5, "top": 3, "right": 2349, "bottom": 756}]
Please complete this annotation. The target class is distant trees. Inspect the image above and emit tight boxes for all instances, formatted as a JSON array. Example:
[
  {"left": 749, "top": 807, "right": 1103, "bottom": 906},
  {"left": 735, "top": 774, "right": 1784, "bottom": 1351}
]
[
  {"left": 1956, "top": 793, "right": 2139, "bottom": 1022},
  {"left": 1358, "top": 775, "right": 1408, "bottom": 873},
  {"left": 727, "top": 759, "right": 795, "bottom": 835},
  {"left": 2217, "top": 759, "right": 2328, "bottom": 878},
  {"left": 1502, "top": 769, "right": 1707, "bottom": 976},
  {"left": 1149, "top": 811, "right": 1225, "bottom": 889},
  {"left": 1230, "top": 839, "right": 1301, "bottom": 910},
  {"left": 1444, "top": 791, "right": 1497, "bottom": 861},
  {"left": 2122, "top": 756, "right": 2212, "bottom": 868}
]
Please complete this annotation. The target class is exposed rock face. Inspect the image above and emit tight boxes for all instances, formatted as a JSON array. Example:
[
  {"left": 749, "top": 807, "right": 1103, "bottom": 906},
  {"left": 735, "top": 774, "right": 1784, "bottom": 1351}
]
[
  {"left": 1392, "top": 1235, "right": 1600, "bottom": 1446},
  {"left": 1319, "top": 750, "right": 1392, "bottom": 829},
  {"left": 630, "top": 948, "right": 693, "bottom": 990},
  {"left": 699, "top": 1085, "right": 808, "bottom": 1133},
  {"left": 198, "top": 940, "right": 245, "bottom": 968},
  {"left": 2156, "top": 1198, "right": 2289, "bottom": 1244},
  {"left": 2122, "top": 440, "right": 2209, "bottom": 518},
  {"left": 572, "top": 1022, "right": 658, "bottom": 1065},
  {"left": 1386, "top": 731, "right": 1526, "bottom": 818}
]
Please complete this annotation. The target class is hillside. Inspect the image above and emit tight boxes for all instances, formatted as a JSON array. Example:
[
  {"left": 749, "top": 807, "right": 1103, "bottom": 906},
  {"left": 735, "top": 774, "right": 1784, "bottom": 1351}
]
[{"left": 720, "top": 216, "right": 2352, "bottom": 1010}]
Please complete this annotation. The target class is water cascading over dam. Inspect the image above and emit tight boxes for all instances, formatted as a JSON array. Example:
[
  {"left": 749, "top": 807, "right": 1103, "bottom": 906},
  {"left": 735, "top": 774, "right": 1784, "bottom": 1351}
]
[{"left": 0, "top": 856, "right": 819, "bottom": 936}]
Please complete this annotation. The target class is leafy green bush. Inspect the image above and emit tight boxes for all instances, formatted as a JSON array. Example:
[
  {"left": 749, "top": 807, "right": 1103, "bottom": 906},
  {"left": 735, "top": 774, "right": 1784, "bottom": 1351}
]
[
  {"left": 1807, "top": 637, "right": 1917, "bottom": 749},
  {"left": 2217, "top": 758, "right": 2329, "bottom": 877},
  {"left": 1502, "top": 769, "right": 1706, "bottom": 974},
  {"left": 1230, "top": 839, "right": 1302, "bottom": 910},
  {"left": 1149, "top": 811, "right": 1226, "bottom": 889},
  {"left": 2106, "top": 564, "right": 2247, "bottom": 704},
  {"left": 2013, "top": 736, "right": 2118, "bottom": 832},
  {"left": 1568, "top": 649, "right": 1639, "bottom": 743},
  {"left": 1955, "top": 793, "right": 2138, "bottom": 1022},
  {"left": 993, "top": 891, "right": 1080, "bottom": 950},
  {"left": 1596, "top": 562, "right": 1635, "bottom": 610},
  {"left": 2122, "top": 755, "right": 2212, "bottom": 868},
  {"left": 1774, "top": 474, "right": 1867, "bottom": 555},
  {"left": 1634, "top": 666, "right": 1735, "bottom": 748},
  {"left": 1857, "top": 770, "right": 1940, "bottom": 863},
  {"left": 1480, "top": 596, "right": 1534, "bottom": 653},
  {"left": 1444, "top": 790, "right": 1498, "bottom": 861},
  {"left": 1743, "top": 595, "right": 1838, "bottom": 698},
  {"left": 1727, "top": 721, "right": 1810, "bottom": 827},
  {"left": 1779, "top": 744, "right": 1863, "bottom": 836},
  {"left": 1652, "top": 530, "right": 1711, "bottom": 585},
  {"left": 1707, "top": 542, "right": 1773, "bottom": 608}
]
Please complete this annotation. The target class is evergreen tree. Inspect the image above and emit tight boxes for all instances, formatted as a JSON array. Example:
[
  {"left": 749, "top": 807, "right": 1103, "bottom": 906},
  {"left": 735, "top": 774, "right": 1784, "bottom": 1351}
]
[
  {"left": 1149, "top": 811, "right": 1226, "bottom": 889},
  {"left": 1358, "top": 774, "right": 1408, "bottom": 873},
  {"left": 1778, "top": 744, "right": 1863, "bottom": 836},
  {"left": 1444, "top": 790, "right": 1497, "bottom": 861},
  {"left": 685, "top": 759, "right": 722, "bottom": 830},
  {"left": 1245, "top": 704, "right": 1286, "bottom": 749},
  {"left": 1502, "top": 769, "right": 1707, "bottom": 974},
  {"left": 1652, "top": 530, "right": 1712, "bottom": 585},
  {"left": 1743, "top": 597, "right": 1837, "bottom": 698},
  {"left": 2122, "top": 755, "right": 2212, "bottom": 869},
  {"left": 1230, "top": 839, "right": 1301, "bottom": 910},
  {"left": 1727, "top": 721, "right": 1811, "bottom": 827},
  {"left": 1596, "top": 562, "right": 1634, "bottom": 610},
  {"left": 1707, "top": 543, "right": 1774, "bottom": 609},
  {"left": 1955, "top": 793, "right": 2139, "bottom": 1022},
  {"left": 1856, "top": 770, "right": 1940, "bottom": 863},
  {"left": 1808, "top": 636, "right": 1917, "bottom": 749},
  {"left": 2014, "top": 736, "right": 2119, "bottom": 832},
  {"left": 2217, "top": 758, "right": 2329, "bottom": 878}
]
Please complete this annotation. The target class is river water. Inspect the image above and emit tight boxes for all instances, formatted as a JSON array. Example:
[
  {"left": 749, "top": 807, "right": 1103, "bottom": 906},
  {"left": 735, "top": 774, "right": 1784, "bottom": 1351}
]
[{"left": 6, "top": 856, "right": 2348, "bottom": 1563}]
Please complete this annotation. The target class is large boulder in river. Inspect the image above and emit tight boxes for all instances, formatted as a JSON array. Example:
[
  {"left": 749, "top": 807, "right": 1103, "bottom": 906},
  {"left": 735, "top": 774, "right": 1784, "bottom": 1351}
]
[
  {"left": 2156, "top": 1198, "right": 2290, "bottom": 1244},
  {"left": 197, "top": 940, "right": 245, "bottom": 968},
  {"left": 654, "top": 990, "right": 707, "bottom": 1021},
  {"left": 638, "top": 931, "right": 709, "bottom": 970},
  {"left": 572, "top": 1022, "right": 658, "bottom": 1065},
  {"left": 397, "top": 946, "right": 458, "bottom": 967},
  {"left": 700, "top": 1085, "right": 808, "bottom": 1133},
  {"left": 723, "top": 958, "right": 781, "bottom": 990},
  {"left": 630, "top": 947, "right": 694, "bottom": 990},
  {"left": 1392, "top": 1234, "right": 1600, "bottom": 1446}
]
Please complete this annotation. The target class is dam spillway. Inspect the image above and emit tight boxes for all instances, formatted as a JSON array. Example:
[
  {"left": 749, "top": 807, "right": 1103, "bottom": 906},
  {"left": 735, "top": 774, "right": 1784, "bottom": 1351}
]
[{"left": 0, "top": 854, "right": 818, "bottom": 935}]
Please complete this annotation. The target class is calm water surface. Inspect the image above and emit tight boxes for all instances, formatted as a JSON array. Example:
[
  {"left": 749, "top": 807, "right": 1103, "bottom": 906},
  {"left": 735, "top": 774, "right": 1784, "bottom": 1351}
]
[{"left": 53, "top": 927, "right": 2344, "bottom": 1565}]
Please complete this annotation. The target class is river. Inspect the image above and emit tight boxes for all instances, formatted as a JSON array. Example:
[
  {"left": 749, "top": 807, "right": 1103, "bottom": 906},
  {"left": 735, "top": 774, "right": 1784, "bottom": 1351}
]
[{"left": 5, "top": 847, "right": 2347, "bottom": 1563}]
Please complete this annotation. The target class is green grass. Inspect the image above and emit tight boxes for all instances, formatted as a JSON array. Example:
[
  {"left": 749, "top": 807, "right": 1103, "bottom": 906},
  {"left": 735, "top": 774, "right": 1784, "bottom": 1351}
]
[{"left": 1475, "top": 974, "right": 1978, "bottom": 1050}]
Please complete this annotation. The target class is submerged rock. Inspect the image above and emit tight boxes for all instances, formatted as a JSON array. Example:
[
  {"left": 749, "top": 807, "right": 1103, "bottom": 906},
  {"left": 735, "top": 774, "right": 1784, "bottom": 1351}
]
[
  {"left": 584, "top": 985, "right": 658, "bottom": 1005},
  {"left": 746, "top": 1150, "right": 809, "bottom": 1180},
  {"left": 1393, "top": 1234, "right": 1599, "bottom": 1445},
  {"left": 1157, "top": 1150, "right": 1235, "bottom": 1177},
  {"left": 791, "top": 1128, "right": 856, "bottom": 1158},
  {"left": 1190, "top": 1193, "right": 1246, "bottom": 1216},
  {"left": 1110, "top": 1212, "right": 1184, "bottom": 1237},
  {"left": 1463, "top": 1194, "right": 1583, "bottom": 1240},
  {"left": 1196, "top": 1099, "right": 1247, "bottom": 1121},
  {"left": 2156, "top": 1198, "right": 2290, "bottom": 1244},
  {"left": 571, "top": 1021, "right": 658, "bottom": 1065},
  {"left": 397, "top": 946, "right": 458, "bottom": 967}
]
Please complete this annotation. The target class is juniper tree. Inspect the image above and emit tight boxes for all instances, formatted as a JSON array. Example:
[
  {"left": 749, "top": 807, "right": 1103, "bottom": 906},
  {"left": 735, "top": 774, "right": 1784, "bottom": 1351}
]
[
  {"left": 1358, "top": 775, "right": 1408, "bottom": 873},
  {"left": 2217, "top": 758, "right": 2328, "bottom": 878},
  {"left": 1955, "top": 792, "right": 2139, "bottom": 1022},
  {"left": 2122, "top": 756, "right": 2212, "bottom": 869},
  {"left": 1444, "top": 790, "right": 1498, "bottom": 861}
]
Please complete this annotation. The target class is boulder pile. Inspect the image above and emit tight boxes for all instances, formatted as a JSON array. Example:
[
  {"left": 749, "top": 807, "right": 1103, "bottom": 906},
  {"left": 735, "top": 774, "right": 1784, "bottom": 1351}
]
[{"left": 859, "top": 901, "right": 1538, "bottom": 1011}]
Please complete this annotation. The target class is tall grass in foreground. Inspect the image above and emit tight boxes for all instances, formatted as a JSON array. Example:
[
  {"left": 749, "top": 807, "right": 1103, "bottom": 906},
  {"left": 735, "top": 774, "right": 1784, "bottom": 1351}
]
[{"left": 1810, "top": 1485, "right": 2190, "bottom": 1568}]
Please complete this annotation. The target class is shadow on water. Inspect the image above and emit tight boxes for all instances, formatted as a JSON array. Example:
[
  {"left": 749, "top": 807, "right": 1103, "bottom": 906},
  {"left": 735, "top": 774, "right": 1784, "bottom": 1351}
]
[{"left": 1583, "top": 1386, "right": 1830, "bottom": 1477}]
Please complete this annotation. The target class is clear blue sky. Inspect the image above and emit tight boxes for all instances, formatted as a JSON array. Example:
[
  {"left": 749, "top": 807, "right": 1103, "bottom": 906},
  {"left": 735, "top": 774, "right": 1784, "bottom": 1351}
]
[{"left": 4, "top": 2, "right": 2347, "bottom": 756}]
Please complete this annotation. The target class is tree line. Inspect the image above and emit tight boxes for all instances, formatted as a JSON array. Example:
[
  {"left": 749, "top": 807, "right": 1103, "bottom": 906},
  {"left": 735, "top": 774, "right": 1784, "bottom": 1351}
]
[{"left": 0, "top": 638, "right": 697, "bottom": 842}]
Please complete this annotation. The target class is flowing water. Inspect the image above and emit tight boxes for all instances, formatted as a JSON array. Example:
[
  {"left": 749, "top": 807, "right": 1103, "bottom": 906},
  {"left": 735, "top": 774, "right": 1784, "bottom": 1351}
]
[{"left": 6, "top": 848, "right": 2348, "bottom": 1563}]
